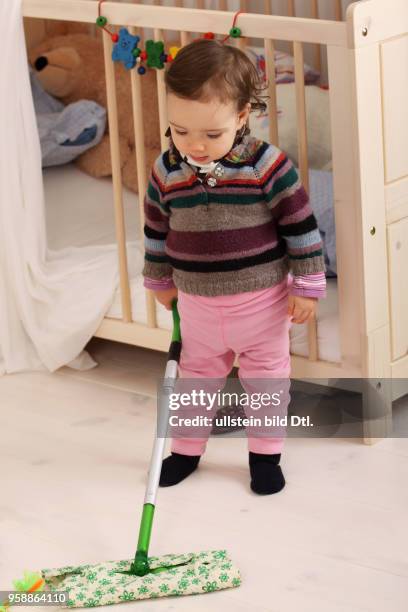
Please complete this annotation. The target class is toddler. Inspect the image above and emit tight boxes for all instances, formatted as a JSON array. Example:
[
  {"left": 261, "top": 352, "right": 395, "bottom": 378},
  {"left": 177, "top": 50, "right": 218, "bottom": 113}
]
[{"left": 143, "top": 39, "right": 326, "bottom": 495}]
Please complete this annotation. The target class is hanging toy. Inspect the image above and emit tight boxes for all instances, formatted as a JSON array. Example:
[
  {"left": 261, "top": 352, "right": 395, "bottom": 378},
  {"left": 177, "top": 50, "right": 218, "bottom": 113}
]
[
  {"left": 168, "top": 46, "right": 181, "bottom": 61},
  {"left": 145, "top": 40, "right": 166, "bottom": 69},
  {"left": 96, "top": 0, "right": 243, "bottom": 75},
  {"left": 111, "top": 28, "right": 141, "bottom": 69},
  {"left": 221, "top": 10, "right": 244, "bottom": 43},
  {"left": 95, "top": 1, "right": 119, "bottom": 43},
  {"left": 197, "top": 11, "right": 243, "bottom": 44},
  {"left": 229, "top": 26, "right": 242, "bottom": 38}
]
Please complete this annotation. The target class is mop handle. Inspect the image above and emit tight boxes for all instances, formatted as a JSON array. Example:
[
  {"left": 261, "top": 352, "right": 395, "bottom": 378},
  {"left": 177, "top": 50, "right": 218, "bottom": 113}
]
[
  {"left": 130, "top": 300, "right": 181, "bottom": 576},
  {"left": 144, "top": 299, "right": 180, "bottom": 504}
]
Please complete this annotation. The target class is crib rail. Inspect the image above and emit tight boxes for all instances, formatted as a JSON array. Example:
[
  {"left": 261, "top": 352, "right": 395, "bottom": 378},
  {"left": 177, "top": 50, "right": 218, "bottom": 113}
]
[
  {"left": 24, "top": 0, "right": 349, "bottom": 366},
  {"left": 23, "top": 2, "right": 347, "bottom": 45}
]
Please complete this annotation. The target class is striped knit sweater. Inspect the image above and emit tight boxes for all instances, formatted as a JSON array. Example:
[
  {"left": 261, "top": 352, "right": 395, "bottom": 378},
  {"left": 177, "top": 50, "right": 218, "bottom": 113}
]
[{"left": 143, "top": 135, "right": 326, "bottom": 298}]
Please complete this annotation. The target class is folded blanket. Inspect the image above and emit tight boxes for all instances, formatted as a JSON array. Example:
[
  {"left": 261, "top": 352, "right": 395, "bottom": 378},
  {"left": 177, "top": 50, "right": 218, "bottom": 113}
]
[
  {"left": 30, "top": 68, "right": 106, "bottom": 167},
  {"left": 309, "top": 169, "right": 336, "bottom": 277}
]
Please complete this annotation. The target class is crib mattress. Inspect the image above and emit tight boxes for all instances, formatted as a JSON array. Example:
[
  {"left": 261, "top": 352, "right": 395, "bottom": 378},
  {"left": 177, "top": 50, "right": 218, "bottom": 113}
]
[{"left": 44, "top": 164, "right": 340, "bottom": 364}]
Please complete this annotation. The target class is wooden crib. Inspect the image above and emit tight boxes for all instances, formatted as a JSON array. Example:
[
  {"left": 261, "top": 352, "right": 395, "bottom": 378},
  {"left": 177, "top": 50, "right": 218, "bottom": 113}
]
[{"left": 22, "top": 0, "right": 408, "bottom": 441}]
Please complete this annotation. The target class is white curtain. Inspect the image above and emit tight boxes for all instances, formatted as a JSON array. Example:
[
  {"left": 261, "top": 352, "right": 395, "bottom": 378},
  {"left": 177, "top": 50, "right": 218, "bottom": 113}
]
[{"left": 0, "top": 1, "right": 121, "bottom": 374}]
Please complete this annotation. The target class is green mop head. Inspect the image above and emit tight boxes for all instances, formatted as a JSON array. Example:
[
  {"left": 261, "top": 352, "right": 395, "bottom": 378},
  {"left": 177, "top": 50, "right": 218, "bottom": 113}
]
[{"left": 40, "top": 550, "right": 241, "bottom": 607}]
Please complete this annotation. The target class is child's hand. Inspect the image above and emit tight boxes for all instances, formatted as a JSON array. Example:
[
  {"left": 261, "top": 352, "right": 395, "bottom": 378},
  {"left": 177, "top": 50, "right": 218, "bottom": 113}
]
[
  {"left": 288, "top": 295, "right": 317, "bottom": 324},
  {"left": 154, "top": 287, "right": 178, "bottom": 310}
]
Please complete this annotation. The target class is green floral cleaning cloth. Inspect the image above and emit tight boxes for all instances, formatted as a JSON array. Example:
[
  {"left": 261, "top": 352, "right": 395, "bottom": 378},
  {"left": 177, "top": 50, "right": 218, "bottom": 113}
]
[{"left": 41, "top": 549, "right": 241, "bottom": 607}]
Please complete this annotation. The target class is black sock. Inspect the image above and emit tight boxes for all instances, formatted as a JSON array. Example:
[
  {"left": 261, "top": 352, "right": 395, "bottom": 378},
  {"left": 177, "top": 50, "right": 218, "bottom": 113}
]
[
  {"left": 159, "top": 452, "right": 201, "bottom": 487},
  {"left": 249, "top": 452, "right": 285, "bottom": 495}
]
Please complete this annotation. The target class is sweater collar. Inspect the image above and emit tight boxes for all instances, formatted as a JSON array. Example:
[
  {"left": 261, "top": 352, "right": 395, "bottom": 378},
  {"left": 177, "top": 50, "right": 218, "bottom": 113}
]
[
  {"left": 182, "top": 154, "right": 218, "bottom": 174},
  {"left": 168, "top": 130, "right": 252, "bottom": 168}
]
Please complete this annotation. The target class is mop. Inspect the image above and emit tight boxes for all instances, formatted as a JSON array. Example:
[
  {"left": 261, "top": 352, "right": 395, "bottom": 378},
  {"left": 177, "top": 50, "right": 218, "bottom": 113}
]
[{"left": 5, "top": 302, "right": 241, "bottom": 608}]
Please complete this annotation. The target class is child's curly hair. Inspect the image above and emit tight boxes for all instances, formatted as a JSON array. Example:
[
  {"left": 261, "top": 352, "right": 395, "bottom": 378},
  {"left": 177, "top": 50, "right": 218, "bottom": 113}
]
[{"left": 165, "top": 38, "right": 268, "bottom": 114}]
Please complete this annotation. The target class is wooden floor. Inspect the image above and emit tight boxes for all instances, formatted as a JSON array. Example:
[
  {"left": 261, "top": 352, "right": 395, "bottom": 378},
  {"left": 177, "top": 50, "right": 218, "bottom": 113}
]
[{"left": 2, "top": 338, "right": 408, "bottom": 611}]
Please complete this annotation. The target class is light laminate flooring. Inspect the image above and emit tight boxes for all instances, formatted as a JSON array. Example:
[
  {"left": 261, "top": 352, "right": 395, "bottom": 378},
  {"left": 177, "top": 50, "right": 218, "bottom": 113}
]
[{"left": 2, "top": 339, "right": 408, "bottom": 612}]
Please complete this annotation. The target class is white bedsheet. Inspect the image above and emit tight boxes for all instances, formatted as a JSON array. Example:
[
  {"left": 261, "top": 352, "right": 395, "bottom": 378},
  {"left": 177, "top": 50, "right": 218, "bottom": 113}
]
[{"left": 44, "top": 164, "right": 340, "bottom": 364}]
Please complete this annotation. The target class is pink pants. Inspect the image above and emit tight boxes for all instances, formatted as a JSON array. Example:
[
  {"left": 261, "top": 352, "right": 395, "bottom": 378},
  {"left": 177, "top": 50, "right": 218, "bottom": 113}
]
[{"left": 172, "top": 278, "right": 292, "bottom": 456}]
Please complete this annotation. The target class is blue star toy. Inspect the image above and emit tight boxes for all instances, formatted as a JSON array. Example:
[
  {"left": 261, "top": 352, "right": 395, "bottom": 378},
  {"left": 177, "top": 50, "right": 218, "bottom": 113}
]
[{"left": 111, "top": 28, "right": 141, "bottom": 69}]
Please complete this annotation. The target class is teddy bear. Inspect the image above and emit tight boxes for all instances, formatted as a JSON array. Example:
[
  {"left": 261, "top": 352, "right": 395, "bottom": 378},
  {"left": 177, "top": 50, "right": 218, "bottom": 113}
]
[{"left": 28, "top": 22, "right": 162, "bottom": 193}]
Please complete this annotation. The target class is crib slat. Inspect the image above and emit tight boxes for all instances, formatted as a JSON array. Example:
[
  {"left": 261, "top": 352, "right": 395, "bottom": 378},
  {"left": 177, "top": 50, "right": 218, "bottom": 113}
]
[
  {"left": 311, "top": 0, "right": 322, "bottom": 74},
  {"left": 335, "top": 0, "right": 342, "bottom": 21},
  {"left": 174, "top": 0, "right": 190, "bottom": 46},
  {"left": 102, "top": 33, "right": 132, "bottom": 323},
  {"left": 307, "top": 315, "right": 319, "bottom": 361},
  {"left": 293, "top": 41, "right": 309, "bottom": 193},
  {"left": 288, "top": 0, "right": 295, "bottom": 17},
  {"left": 219, "top": 0, "right": 228, "bottom": 10},
  {"left": 180, "top": 31, "right": 190, "bottom": 46},
  {"left": 293, "top": 41, "right": 317, "bottom": 362},
  {"left": 153, "top": 0, "right": 170, "bottom": 45},
  {"left": 175, "top": 4, "right": 193, "bottom": 58},
  {"left": 143, "top": 27, "right": 170, "bottom": 331},
  {"left": 129, "top": 77, "right": 147, "bottom": 224},
  {"left": 129, "top": 27, "right": 157, "bottom": 329},
  {"left": 174, "top": 0, "right": 185, "bottom": 46},
  {"left": 154, "top": 28, "right": 169, "bottom": 151},
  {"left": 136, "top": 25, "right": 145, "bottom": 48},
  {"left": 237, "top": 36, "right": 247, "bottom": 51},
  {"left": 264, "top": 38, "right": 279, "bottom": 146}
]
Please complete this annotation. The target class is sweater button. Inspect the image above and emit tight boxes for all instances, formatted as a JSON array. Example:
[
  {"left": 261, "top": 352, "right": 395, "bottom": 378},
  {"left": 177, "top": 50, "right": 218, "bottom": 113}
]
[
  {"left": 214, "top": 164, "right": 224, "bottom": 177},
  {"left": 207, "top": 177, "right": 217, "bottom": 187}
]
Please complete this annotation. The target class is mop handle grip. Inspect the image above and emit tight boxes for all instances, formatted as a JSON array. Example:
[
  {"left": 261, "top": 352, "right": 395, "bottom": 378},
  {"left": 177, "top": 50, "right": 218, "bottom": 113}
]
[
  {"left": 168, "top": 300, "right": 181, "bottom": 363},
  {"left": 171, "top": 299, "right": 181, "bottom": 343}
]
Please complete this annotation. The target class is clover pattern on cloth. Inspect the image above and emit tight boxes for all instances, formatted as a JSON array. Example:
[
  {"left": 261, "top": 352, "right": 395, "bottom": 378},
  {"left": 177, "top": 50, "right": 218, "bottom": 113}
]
[{"left": 41, "top": 550, "right": 241, "bottom": 607}]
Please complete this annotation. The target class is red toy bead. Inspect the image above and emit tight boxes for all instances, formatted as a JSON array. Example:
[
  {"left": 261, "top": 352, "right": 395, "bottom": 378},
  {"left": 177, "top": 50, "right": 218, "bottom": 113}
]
[
  {"left": 140, "top": 51, "right": 147, "bottom": 60},
  {"left": 203, "top": 32, "right": 215, "bottom": 39},
  {"left": 167, "top": 55, "right": 173, "bottom": 63},
  {"left": 111, "top": 33, "right": 119, "bottom": 43}
]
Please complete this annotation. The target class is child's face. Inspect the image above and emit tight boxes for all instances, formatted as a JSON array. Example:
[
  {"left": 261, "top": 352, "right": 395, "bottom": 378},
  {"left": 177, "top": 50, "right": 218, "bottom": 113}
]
[{"left": 167, "top": 93, "right": 250, "bottom": 164}]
